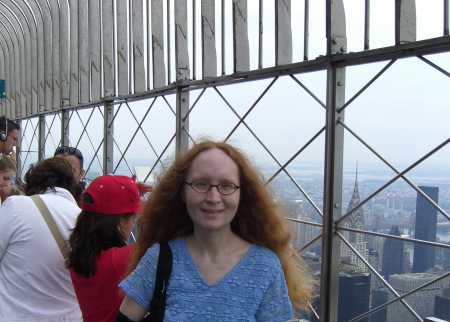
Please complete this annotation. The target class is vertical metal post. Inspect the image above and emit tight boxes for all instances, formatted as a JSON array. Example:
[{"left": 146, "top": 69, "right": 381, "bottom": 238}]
[
  {"left": 61, "top": 110, "right": 70, "bottom": 146},
  {"left": 259, "top": 0, "right": 263, "bottom": 68},
  {"left": 201, "top": 0, "right": 217, "bottom": 78},
  {"left": 233, "top": 0, "right": 250, "bottom": 72},
  {"left": 175, "top": 86, "right": 189, "bottom": 158},
  {"left": 321, "top": 0, "right": 346, "bottom": 321},
  {"left": 103, "top": 100, "right": 114, "bottom": 174},
  {"left": 222, "top": 0, "right": 226, "bottom": 75},
  {"left": 151, "top": 0, "right": 166, "bottom": 89},
  {"left": 364, "top": 0, "right": 370, "bottom": 50},
  {"left": 275, "top": 0, "right": 292, "bottom": 65},
  {"left": 60, "top": 0, "right": 70, "bottom": 107},
  {"left": 102, "top": 0, "right": 115, "bottom": 97},
  {"left": 117, "top": 0, "right": 129, "bottom": 96},
  {"left": 89, "top": 0, "right": 101, "bottom": 100},
  {"left": 79, "top": 0, "right": 89, "bottom": 103},
  {"left": 193, "top": 0, "right": 197, "bottom": 79},
  {"left": 444, "top": 0, "right": 449, "bottom": 35},
  {"left": 304, "top": 0, "right": 309, "bottom": 61},
  {"left": 38, "top": 114, "right": 46, "bottom": 162},
  {"left": 167, "top": 0, "right": 171, "bottom": 84},
  {"left": 395, "top": 0, "right": 416, "bottom": 44},
  {"left": 69, "top": 0, "right": 79, "bottom": 104},
  {"left": 174, "top": 0, "right": 189, "bottom": 157},
  {"left": 16, "top": 120, "right": 22, "bottom": 178},
  {"left": 175, "top": 1, "right": 189, "bottom": 81}
]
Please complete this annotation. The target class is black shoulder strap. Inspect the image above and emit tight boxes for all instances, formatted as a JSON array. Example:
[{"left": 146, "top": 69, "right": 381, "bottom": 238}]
[{"left": 149, "top": 242, "right": 172, "bottom": 322}]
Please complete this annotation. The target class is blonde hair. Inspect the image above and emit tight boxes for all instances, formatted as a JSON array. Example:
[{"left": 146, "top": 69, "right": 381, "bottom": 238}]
[
  {"left": 131, "top": 140, "right": 315, "bottom": 310},
  {"left": 0, "top": 156, "right": 16, "bottom": 173}
]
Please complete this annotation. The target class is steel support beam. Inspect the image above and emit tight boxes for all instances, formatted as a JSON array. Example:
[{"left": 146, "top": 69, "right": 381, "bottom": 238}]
[
  {"left": 38, "top": 114, "right": 45, "bottom": 161},
  {"left": 103, "top": 100, "right": 114, "bottom": 174},
  {"left": 61, "top": 110, "right": 70, "bottom": 146},
  {"left": 201, "top": 0, "right": 217, "bottom": 78},
  {"left": 233, "top": 0, "right": 249, "bottom": 72},
  {"left": 321, "top": 0, "right": 347, "bottom": 321},
  {"left": 175, "top": 86, "right": 189, "bottom": 157}
]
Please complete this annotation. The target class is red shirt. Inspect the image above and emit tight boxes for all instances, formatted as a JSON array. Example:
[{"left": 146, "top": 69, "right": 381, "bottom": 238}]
[{"left": 70, "top": 245, "right": 133, "bottom": 322}]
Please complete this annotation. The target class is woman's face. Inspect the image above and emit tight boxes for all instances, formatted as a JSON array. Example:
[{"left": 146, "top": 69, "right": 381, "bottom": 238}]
[
  {"left": 182, "top": 148, "right": 241, "bottom": 233},
  {"left": 0, "top": 169, "right": 15, "bottom": 188},
  {"left": 119, "top": 213, "right": 138, "bottom": 241},
  {"left": 0, "top": 169, "right": 15, "bottom": 201}
]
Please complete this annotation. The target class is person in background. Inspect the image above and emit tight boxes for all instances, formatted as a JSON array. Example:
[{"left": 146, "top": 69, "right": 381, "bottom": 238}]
[
  {"left": 0, "top": 116, "right": 20, "bottom": 163},
  {"left": 0, "top": 157, "right": 83, "bottom": 321},
  {"left": 117, "top": 140, "right": 315, "bottom": 321},
  {"left": 0, "top": 156, "right": 16, "bottom": 204},
  {"left": 67, "top": 175, "right": 143, "bottom": 322},
  {"left": 53, "top": 146, "right": 153, "bottom": 198},
  {"left": 54, "top": 146, "right": 86, "bottom": 188}
]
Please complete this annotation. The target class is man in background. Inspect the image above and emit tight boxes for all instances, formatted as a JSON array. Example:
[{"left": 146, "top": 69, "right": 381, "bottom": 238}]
[
  {"left": 0, "top": 116, "right": 20, "bottom": 163},
  {"left": 54, "top": 146, "right": 86, "bottom": 189}
]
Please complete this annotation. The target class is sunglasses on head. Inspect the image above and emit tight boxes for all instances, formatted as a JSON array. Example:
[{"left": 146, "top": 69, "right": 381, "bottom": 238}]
[{"left": 54, "top": 146, "right": 84, "bottom": 164}]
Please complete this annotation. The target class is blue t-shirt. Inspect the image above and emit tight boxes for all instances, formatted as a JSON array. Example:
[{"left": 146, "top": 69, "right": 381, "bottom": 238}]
[{"left": 119, "top": 237, "right": 294, "bottom": 321}]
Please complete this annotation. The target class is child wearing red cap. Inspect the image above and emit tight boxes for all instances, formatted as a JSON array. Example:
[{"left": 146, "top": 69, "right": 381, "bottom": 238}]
[{"left": 67, "top": 175, "right": 146, "bottom": 322}]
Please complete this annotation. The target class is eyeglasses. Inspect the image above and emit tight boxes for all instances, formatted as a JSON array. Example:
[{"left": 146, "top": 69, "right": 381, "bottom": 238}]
[
  {"left": 54, "top": 146, "right": 84, "bottom": 165},
  {"left": 184, "top": 181, "right": 240, "bottom": 195},
  {"left": 8, "top": 134, "right": 17, "bottom": 142}
]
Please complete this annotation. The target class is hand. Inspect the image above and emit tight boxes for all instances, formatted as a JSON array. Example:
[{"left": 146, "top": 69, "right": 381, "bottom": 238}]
[
  {"left": 131, "top": 174, "right": 153, "bottom": 197},
  {"left": 8, "top": 150, "right": 17, "bottom": 165}
]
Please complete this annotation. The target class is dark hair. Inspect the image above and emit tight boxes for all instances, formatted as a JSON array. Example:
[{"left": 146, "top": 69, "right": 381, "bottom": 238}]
[
  {"left": 23, "top": 157, "right": 82, "bottom": 203},
  {"left": 66, "top": 193, "right": 134, "bottom": 278},
  {"left": 0, "top": 116, "right": 20, "bottom": 134},
  {"left": 54, "top": 146, "right": 84, "bottom": 170}
]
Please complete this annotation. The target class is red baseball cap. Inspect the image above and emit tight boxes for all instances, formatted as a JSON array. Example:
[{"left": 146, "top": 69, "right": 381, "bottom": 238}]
[{"left": 82, "top": 175, "right": 140, "bottom": 215}]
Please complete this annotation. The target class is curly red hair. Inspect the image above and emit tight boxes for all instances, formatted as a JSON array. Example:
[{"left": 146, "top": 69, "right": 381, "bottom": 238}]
[{"left": 130, "top": 140, "right": 315, "bottom": 310}]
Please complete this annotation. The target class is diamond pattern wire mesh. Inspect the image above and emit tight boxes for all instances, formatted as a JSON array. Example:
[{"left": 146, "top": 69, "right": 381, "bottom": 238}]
[
  {"left": 7, "top": 1, "right": 450, "bottom": 320},
  {"left": 18, "top": 117, "right": 39, "bottom": 176},
  {"left": 335, "top": 54, "right": 450, "bottom": 321},
  {"left": 109, "top": 95, "right": 177, "bottom": 187},
  {"left": 14, "top": 55, "right": 450, "bottom": 321}
]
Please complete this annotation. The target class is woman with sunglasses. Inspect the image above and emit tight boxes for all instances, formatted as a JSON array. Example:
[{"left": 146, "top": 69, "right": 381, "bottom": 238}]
[
  {"left": 116, "top": 140, "right": 315, "bottom": 321},
  {"left": 54, "top": 146, "right": 86, "bottom": 186}
]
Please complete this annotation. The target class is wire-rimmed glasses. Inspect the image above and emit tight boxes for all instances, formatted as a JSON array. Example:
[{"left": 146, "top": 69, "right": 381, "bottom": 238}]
[{"left": 183, "top": 180, "right": 240, "bottom": 195}]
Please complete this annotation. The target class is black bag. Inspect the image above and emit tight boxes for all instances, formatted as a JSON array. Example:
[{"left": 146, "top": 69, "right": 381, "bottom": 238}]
[
  {"left": 146, "top": 242, "right": 173, "bottom": 322},
  {"left": 116, "top": 242, "right": 172, "bottom": 322}
]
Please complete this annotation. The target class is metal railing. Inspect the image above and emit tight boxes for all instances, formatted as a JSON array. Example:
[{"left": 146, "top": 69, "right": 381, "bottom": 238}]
[{"left": 1, "top": 1, "right": 450, "bottom": 321}]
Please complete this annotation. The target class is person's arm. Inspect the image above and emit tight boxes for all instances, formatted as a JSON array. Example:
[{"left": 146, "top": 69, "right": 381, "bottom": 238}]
[
  {"left": 116, "top": 295, "right": 148, "bottom": 322},
  {"left": 131, "top": 174, "right": 153, "bottom": 197}
]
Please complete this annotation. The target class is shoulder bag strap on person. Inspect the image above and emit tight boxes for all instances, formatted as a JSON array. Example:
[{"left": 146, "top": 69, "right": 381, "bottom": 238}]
[
  {"left": 30, "top": 194, "right": 69, "bottom": 260},
  {"left": 148, "top": 242, "right": 173, "bottom": 322}
]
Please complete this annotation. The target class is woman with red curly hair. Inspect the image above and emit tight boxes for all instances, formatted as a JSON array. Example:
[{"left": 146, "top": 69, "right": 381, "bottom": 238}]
[{"left": 117, "top": 140, "right": 314, "bottom": 321}]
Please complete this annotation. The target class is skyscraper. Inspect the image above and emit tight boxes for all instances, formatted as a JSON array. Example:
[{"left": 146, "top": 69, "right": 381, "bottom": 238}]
[
  {"left": 412, "top": 186, "right": 439, "bottom": 273},
  {"left": 338, "top": 271, "right": 371, "bottom": 322},
  {"left": 382, "top": 225, "right": 404, "bottom": 279},
  {"left": 434, "top": 286, "right": 450, "bottom": 320},
  {"left": 387, "top": 273, "right": 444, "bottom": 321},
  {"left": 371, "top": 288, "right": 388, "bottom": 322},
  {"left": 340, "top": 170, "right": 368, "bottom": 269}
]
